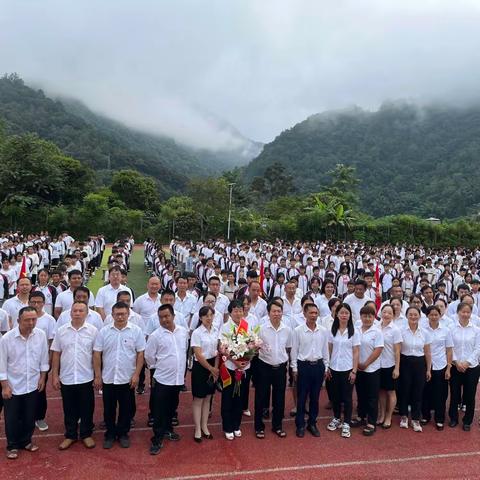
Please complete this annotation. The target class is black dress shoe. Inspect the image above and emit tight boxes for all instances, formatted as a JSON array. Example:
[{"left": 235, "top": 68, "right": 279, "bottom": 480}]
[
  {"left": 350, "top": 418, "right": 365, "bottom": 428},
  {"left": 296, "top": 428, "right": 305, "bottom": 438},
  {"left": 194, "top": 436, "right": 202, "bottom": 443},
  {"left": 449, "top": 420, "right": 458, "bottom": 428},
  {"left": 149, "top": 441, "right": 162, "bottom": 455},
  {"left": 463, "top": 424, "right": 471, "bottom": 431},
  {"left": 306, "top": 424, "right": 321, "bottom": 437},
  {"left": 103, "top": 438, "right": 114, "bottom": 449},
  {"left": 202, "top": 432, "right": 213, "bottom": 440}
]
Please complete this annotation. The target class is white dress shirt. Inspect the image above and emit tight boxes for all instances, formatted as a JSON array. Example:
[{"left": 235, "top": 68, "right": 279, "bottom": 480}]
[
  {"left": 174, "top": 293, "right": 197, "bottom": 321},
  {"left": 2, "top": 296, "right": 29, "bottom": 327},
  {"left": 282, "top": 297, "right": 302, "bottom": 324},
  {"left": 190, "top": 324, "right": 218, "bottom": 360},
  {"left": 258, "top": 321, "right": 292, "bottom": 365},
  {"left": 104, "top": 309, "right": 146, "bottom": 335},
  {"left": 55, "top": 308, "right": 103, "bottom": 333},
  {"left": 290, "top": 323, "right": 329, "bottom": 372},
  {"left": 400, "top": 326, "right": 431, "bottom": 357},
  {"left": 0, "top": 308, "right": 9, "bottom": 332},
  {"left": 425, "top": 324, "right": 453, "bottom": 370},
  {"left": 94, "top": 322, "right": 145, "bottom": 384},
  {"left": 132, "top": 293, "right": 161, "bottom": 321},
  {"left": 250, "top": 298, "right": 268, "bottom": 321},
  {"left": 357, "top": 325, "right": 384, "bottom": 372},
  {"left": 328, "top": 328, "right": 361, "bottom": 371},
  {"left": 145, "top": 325, "right": 189, "bottom": 386},
  {"left": 55, "top": 289, "right": 95, "bottom": 312},
  {"left": 379, "top": 322, "right": 402, "bottom": 368},
  {"left": 343, "top": 294, "right": 369, "bottom": 322},
  {"left": 95, "top": 284, "right": 132, "bottom": 316},
  {"left": 0, "top": 327, "right": 50, "bottom": 395},
  {"left": 50, "top": 322, "right": 98, "bottom": 385},
  {"left": 36, "top": 313, "right": 56, "bottom": 341},
  {"left": 450, "top": 321, "right": 480, "bottom": 368},
  {"left": 145, "top": 309, "right": 186, "bottom": 335}
]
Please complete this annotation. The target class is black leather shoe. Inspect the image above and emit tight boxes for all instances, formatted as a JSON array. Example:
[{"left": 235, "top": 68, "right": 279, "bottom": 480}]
[
  {"left": 194, "top": 436, "right": 202, "bottom": 443},
  {"left": 463, "top": 424, "right": 471, "bottom": 431},
  {"left": 103, "top": 438, "right": 114, "bottom": 449},
  {"left": 449, "top": 420, "right": 458, "bottom": 428},
  {"left": 296, "top": 428, "right": 305, "bottom": 438},
  {"left": 306, "top": 424, "right": 321, "bottom": 437},
  {"left": 149, "top": 441, "right": 162, "bottom": 455}
]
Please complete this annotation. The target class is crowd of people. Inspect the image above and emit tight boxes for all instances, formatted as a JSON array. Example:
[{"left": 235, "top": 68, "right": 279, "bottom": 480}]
[{"left": 1, "top": 234, "right": 480, "bottom": 460}]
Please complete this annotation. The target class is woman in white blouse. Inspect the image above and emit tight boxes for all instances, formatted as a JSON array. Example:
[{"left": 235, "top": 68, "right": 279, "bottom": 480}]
[
  {"left": 448, "top": 302, "right": 480, "bottom": 431},
  {"left": 421, "top": 305, "right": 453, "bottom": 430},
  {"left": 326, "top": 303, "right": 360, "bottom": 439},
  {"left": 190, "top": 306, "right": 219, "bottom": 442},
  {"left": 378, "top": 304, "right": 402, "bottom": 429},
  {"left": 398, "top": 306, "right": 432, "bottom": 432}
]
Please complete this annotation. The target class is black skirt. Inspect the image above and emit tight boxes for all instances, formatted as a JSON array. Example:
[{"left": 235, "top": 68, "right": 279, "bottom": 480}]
[
  {"left": 191, "top": 357, "right": 216, "bottom": 398},
  {"left": 380, "top": 366, "right": 397, "bottom": 391}
]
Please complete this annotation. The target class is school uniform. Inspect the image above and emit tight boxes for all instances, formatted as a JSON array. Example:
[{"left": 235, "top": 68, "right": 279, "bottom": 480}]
[
  {"left": 379, "top": 322, "right": 402, "bottom": 391},
  {"left": 190, "top": 324, "right": 218, "bottom": 398}
]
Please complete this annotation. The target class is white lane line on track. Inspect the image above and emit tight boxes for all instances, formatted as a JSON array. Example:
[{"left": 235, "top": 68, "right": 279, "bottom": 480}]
[{"left": 159, "top": 451, "right": 480, "bottom": 480}]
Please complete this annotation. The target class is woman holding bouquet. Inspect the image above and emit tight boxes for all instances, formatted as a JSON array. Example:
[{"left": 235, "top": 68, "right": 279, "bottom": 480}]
[
  {"left": 219, "top": 299, "right": 254, "bottom": 440},
  {"left": 190, "top": 306, "right": 219, "bottom": 442}
]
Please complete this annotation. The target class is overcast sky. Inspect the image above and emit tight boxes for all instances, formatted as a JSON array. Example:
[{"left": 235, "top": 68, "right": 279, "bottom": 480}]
[{"left": 1, "top": 0, "right": 480, "bottom": 149}]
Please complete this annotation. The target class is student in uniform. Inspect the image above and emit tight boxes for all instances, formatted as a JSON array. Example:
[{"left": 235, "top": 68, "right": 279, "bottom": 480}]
[
  {"left": 398, "top": 306, "right": 432, "bottom": 432},
  {"left": 421, "top": 305, "right": 453, "bottom": 430},
  {"left": 448, "top": 302, "right": 480, "bottom": 431},
  {"left": 351, "top": 305, "right": 384, "bottom": 436},
  {"left": 326, "top": 303, "right": 360, "bottom": 439},
  {"left": 190, "top": 306, "right": 219, "bottom": 442},
  {"left": 377, "top": 304, "right": 402, "bottom": 429}
]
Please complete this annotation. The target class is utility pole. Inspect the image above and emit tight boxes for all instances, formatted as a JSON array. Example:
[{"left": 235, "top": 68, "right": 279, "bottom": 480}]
[{"left": 227, "top": 183, "right": 235, "bottom": 240}]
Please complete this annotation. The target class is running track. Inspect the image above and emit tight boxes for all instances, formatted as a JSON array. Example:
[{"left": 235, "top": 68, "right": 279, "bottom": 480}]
[{"left": 2, "top": 383, "right": 480, "bottom": 479}]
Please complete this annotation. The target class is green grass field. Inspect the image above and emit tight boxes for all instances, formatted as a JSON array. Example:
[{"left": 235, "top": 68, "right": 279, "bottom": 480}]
[{"left": 87, "top": 246, "right": 149, "bottom": 297}]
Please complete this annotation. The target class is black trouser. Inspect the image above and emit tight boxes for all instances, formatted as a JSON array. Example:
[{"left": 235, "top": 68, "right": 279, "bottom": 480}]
[
  {"left": 330, "top": 369, "right": 354, "bottom": 424},
  {"left": 148, "top": 368, "right": 155, "bottom": 419},
  {"left": 103, "top": 383, "right": 135, "bottom": 440},
  {"left": 4, "top": 391, "right": 38, "bottom": 451},
  {"left": 325, "top": 377, "right": 333, "bottom": 402},
  {"left": 221, "top": 369, "right": 246, "bottom": 433},
  {"left": 151, "top": 382, "right": 180, "bottom": 444},
  {"left": 398, "top": 355, "right": 426, "bottom": 421},
  {"left": 138, "top": 364, "right": 146, "bottom": 390},
  {"left": 422, "top": 367, "right": 448, "bottom": 423},
  {"left": 355, "top": 370, "right": 380, "bottom": 425},
  {"left": 60, "top": 381, "right": 95, "bottom": 440},
  {"left": 35, "top": 372, "right": 48, "bottom": 421},
  {"left": 254, "top": 360, "right": 287, "bottom": 432},
  {"left": 295, "top": 360, "right": 325, "bottom": 429},
  {"left": 449, "top": 365, "right": 480, "bottom": 425}
]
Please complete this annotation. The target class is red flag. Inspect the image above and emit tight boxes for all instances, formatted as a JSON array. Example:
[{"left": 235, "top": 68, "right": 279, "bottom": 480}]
[
  {"left": 259, "top": 258, "right": 265, "bottom": 297},
  {"left": 19, "top": 255, "right": 28, "bottom": 279},
  {"left": 219, "top": 361, "right": 232, "bottom": 388},
  {"left": 375, "top": 262, "right": 381, "bottom": 312},
  {"left": 237, "top": 318, "right": 249, "bottom": 335}
]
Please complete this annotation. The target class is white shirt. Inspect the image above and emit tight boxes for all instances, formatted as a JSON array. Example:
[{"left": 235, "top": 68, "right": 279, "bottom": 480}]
[
  {"left": 104, "top": 309, "right": 146, "bottom": 335},
  {"left": 0, "top": 327, "right": 50, "bottom": 395},
  {"left": 328, "top": 328, "right": 361, "bottom": 371},
  {"left": 145, "top": 325, "right": 189, "bottom": 386},
  {"left": 95, "top": 284, "right": 132, "bottom": 317},
  {"left": 55, "top": 289, "right": 95, "bottom": 312},
  {"left": 132, "top": 292, "right": 161, "bottom": 321},
  {"left": 379, "top": 322, "right": 402, "bottom": 368},
  {"left": 282, "top": 297, "right": 302, "bottom": 324},
  {"left": 174, "top": 293, "right": 196, "bottom": 321},
  {"left": 250, "top": 297, "right": 268, "bottom": 321},
  {"left": 94, "top": 322, "right": 145, "bottom": 384},
  {"left": 400, "top": 326, "right": 431, "bottom": 357},
  {"left": 190, "top": 324, "right": 218, "bottom": 360},
  {"left": 56, "top": 308, "right": 103, "bottom": 333},
  {"left": 258, "top": 321, "right": 292, "bottom": 365},
  {"left": 36, "top": 313, "right": 56, "bottom": 341},
  {"left": 425, "top": 324, "right": 453, "bottom": 370},
  {"left": 357, "top": 325, "right": 384, "bottom": 372},
  {"left": 145, "top": 309, "right": 186, "bottom": 335},
  {"left": 343, "top": 293, "right": 369, "bottom": 322},
  {"left": 290, "top": 323, "right": 329, "bottom": 372},
  {"left": 448, "top": 300, "right": 479, "bottom": 318},
  {"left": 2, "top": 295, "right": 29, "bottom": 328},
  {"left": 0, "top": 308, "right": 8, "bottom": 332},
  {"left": 450, "top": 321, "right": 480, "bottom": 368},
  {"left": 50, "top": 321, "right": 98, "bottom": 385}
]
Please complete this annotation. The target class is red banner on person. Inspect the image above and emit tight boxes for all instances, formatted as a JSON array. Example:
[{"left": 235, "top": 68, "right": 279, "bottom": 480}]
[
  {"left": 259, "top": 258, "right": 265, "bottom": 296},
  {"left": 19, "top": 255, "right": 28, "bottom": 279},
  {"left": 375, "top": 262, "right": 381, "bottom": 312},
  {"left": 237, "top": 318, "right": 249, "bottom": 335},
  {"left": 219, "top": 362, "right": 232, "bottom": 388}
]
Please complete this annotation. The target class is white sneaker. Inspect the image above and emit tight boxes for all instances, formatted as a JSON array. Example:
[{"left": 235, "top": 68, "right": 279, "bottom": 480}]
[
  {"left": 327, "top": 418, "right": 342, "bottom": 431},
  {"left": 224, "top": 432, "right": 234, "bottom": 440},
  {"left": 242, "top": 410, "right": 251, "bottom": 417},
  {"left": 35, "top": 420, "right": 49, "bottom": 432},
  {"left": 400, "top": 416, "right": 409, "bottom": 429},
  {"left": 341, "top": 423, "right": 351, "bottom": 438},
  {"left": 234, "top": 430, "right": 242, "bottom": 437},
  {"left": 412, "top": 421, "right": 423, "bottom": 432}
]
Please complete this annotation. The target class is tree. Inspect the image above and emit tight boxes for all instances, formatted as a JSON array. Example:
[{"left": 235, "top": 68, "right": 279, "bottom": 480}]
[
  {"left": 325, "top": 163, "right": 360, "bottom": 208},
  {"left": 250, "top": 162, "right": 295, "bottom": 201},
  {"left": 110, "top": 170, "right": 160, "bottom": 211}
]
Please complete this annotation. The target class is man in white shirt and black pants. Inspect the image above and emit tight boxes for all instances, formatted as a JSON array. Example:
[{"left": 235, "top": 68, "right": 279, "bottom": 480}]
[
  {"left": 145, "top": 304, "right": 189, "bottom": 455},
  {"left": 291, "top": 303, "right": 329, "bottom": 437},
  {"left": 254, "top": 300, "right": 292, "bottom": 439},
  {"left": 0, "top": 306, "right": 49, "bottom": 459},
  {"left": 51, "top": 301, "right": 98, "bottom": 450},
  {"left": 94, "top": 302, "right": 145, "bottom": 449}
]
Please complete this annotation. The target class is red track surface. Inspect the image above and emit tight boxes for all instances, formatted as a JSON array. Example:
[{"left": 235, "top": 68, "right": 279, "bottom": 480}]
[{"left": 2, "top": 384, "right": 480, "bottom": 479}]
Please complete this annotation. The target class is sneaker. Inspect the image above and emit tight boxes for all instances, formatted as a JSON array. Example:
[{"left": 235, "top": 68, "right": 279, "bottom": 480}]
[
  {"left": 341, "top": 423, "right": 351, "bottom": 438},
  {"left": 225, "top": 432, "right": 234, "bottom": 440},
  {"left": 327, "top": 418, "right": 342, "bottom": 431},
  {"left": 400, "top": 416, "right": 409, "bottom": 429},
  {"left": 149, "top": 442, "right": 162, "bottom": 455},
  {"left": 165, "top": 431, "right": 181, "bottom": 441},
  {"left": 234, "top": 430, "right": 242, "bottom": 438},
  {"left": 119, "top": 435, "right": 130, "bottom": 448},
  {"left": 35, "top": 420, "right": 49, "bottom": 432},
  {"left": 412, "top": 421, "right": 423, "bottom": 432},
  {"left": 242, "top": 409, "right": 251, "bottom": 417}
]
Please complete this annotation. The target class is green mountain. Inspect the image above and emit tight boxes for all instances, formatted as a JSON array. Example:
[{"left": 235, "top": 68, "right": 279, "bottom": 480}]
[
  {"left": 0, "top": 74, "right": 261, "bottom": 197},
  {"left": 245, "top": 102, "right": 480, "bottom": 218}
]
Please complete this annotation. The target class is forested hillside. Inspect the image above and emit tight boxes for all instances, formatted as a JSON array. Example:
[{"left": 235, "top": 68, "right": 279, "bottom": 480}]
[{"left": 245, "top": 102, "right": 480, "bottom": 218}]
